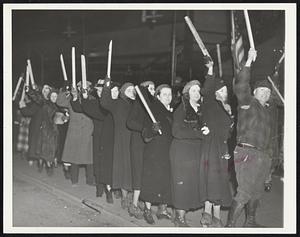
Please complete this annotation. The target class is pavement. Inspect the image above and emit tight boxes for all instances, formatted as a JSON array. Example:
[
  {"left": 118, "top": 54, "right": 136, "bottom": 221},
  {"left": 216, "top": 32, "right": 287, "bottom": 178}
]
[{"left": 12, "top": 153, "right": 283, "bottom": 228}]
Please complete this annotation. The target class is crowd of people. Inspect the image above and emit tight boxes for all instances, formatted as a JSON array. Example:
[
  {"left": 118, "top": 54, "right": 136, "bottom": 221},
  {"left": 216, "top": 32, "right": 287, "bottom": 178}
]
[{"left": 13, "top": 48, "right": 278, "bottom": 227}]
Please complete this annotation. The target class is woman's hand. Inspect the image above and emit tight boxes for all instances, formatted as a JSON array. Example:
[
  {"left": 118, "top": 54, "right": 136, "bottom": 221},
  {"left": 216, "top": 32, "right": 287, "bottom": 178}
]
[{"left": 201, "top": 126, "right": 210, "bottom": 135}]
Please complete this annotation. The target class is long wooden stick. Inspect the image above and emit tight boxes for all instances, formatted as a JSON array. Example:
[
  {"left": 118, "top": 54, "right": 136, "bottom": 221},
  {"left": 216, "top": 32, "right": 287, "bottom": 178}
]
[
  {"left": 135, "top": 85, "right": 162, "bottom": 135},
  {"left": 184, "top": 16, "right": 212, "bottom": 59},
  {"left": 244, "top": 10, "right": 255, "bottom": 49},
  {"left": 216, "top": 44, "right": 222, "bottom": 78},
  {"left": 267, "top": 76, "right": 284, "bottom": 105},
  {"left": 72, "top": 47, "right": 76, "bottom": 89},
  {"left": 12, "top": 74, "right": 24, "bottom": 101},
  {"left": 60, "top": 54, "right": 68, "bottom": 81}
]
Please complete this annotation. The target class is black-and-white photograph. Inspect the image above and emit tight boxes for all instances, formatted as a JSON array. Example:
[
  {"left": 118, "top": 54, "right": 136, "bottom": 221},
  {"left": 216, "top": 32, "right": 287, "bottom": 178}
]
[{"left": 3, "top": 3, "right": 296, "bottom": 234}]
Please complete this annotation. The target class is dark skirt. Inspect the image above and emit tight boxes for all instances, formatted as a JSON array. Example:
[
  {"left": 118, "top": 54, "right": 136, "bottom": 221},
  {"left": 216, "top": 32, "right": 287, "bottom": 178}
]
[
  {"left": 199, "top": 135, "right": 232, "bottom": 207},
  {"left": 140, "top": 143, "right": 172, "bottom": 205},
  {"left": 130, "top": 132, "right": 145, "bottom": 190},
  {"left": 169, "top": 139, "right": 202, "bottom": 210}
]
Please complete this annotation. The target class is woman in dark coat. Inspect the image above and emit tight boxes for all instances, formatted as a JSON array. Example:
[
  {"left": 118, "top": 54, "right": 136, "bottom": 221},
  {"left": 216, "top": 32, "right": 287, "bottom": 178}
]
[
  {"left": 199, "top": 60, "right": 234, "bottom": 227},
  {"left": 139, "top": 84, "right": 173, "bottom": 225},
  {"left": 35, "top": 89, "right": 59, "bottom": 176},
  {"left": 100, "top": 79, "right": 136, "bottom": 209},
  {"left": 80, "top": 80, "right": 114, "bottom": 203},
  {"left": 126, "top": 81, "right": 155, "bottom": 219},
  {"left": 20, "top": 85, "right": 52, "bottom": 171},
  {"left": 169, "top": 79, "right": 210, "bottom": 227}
]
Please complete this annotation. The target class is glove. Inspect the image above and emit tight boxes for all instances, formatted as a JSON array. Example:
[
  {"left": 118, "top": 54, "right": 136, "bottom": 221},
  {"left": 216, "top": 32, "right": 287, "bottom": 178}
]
[
  {"left": 204, "top": 55, "right": 213, "bottom": 67},
  {"left": 81, "top": 88, "right": 88, "bottom": 99},
  {"left": 222, "top": 153, "right": 231, "bottom": 160},
  {"left": 152, "top": 122, "right": 162, "bottom": 134},
  {"left": 201, "top": 126, "right": 210, "bottom": 135}
]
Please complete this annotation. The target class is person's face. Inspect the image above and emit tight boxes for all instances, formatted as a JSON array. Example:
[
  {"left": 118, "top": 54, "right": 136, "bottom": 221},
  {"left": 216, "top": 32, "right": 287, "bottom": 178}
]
[
  {"left": 111, "top": 86, "right": 119, "bottom": 99},
  {"left": 189, "top": 85, "right": 201, "bottom": 103},
  {"left": 254, "top": 87, "right": 271, "bottom": 106},
  {"left": 42, "top": 86, "right": 51, "bottom": 99},
  {"left": 215, "top": 86, "right": 228, "bottom": 102},
  {"left": 50, "top": 92, "right": 58, "bottom": 103},
  {"left": 124, "top": 86, "right": 136, "bottom": 100},
  {"left": 157, "top": 87, "right": 172, "bottom": 107},
  {"left": 147, "top": 84, "right": 155, "bottom": 96},
  {"left": 96, "top": 87, "right": 103, "bottom": 98}
]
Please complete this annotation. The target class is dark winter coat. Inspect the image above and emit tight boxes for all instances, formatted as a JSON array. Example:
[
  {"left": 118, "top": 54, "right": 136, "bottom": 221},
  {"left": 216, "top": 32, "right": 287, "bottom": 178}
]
[
  {"left": 81, "top": 97, "right": 107, "bottom": 184},
  {"left": 100, "top": 86, "right": 133, "bottom": 190},
  {"left": 140, "top": 99, "right": 173, "bottom": 205},
  {"left": 35, "top": 101, "right": 59, "bottom": 162},
  {"left": 169, "top": 100, "right": 207, "bottom": 210},
  {"left": 56, "top": 91, "right": 94, "bottom": 165},
  {"left": 199, "top": 74, "right": 234, "bottom": 207},
  {"left": 126, "top": 97, "right": 147, "bottom": 190}
]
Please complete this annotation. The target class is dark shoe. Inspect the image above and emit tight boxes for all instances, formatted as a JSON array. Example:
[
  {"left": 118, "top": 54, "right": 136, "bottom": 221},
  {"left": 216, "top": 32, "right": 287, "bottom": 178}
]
[
  {"left": 114, "top": 190, "right": 122, "bottom": 199},
  {"left": 211, "top": 216, "right": 224, "bottom": 227},
  {"left": 128, "top": 204, "right": 144, "bottom": 219},
  {"left": 200, "top": 212, "right": 213, "bottom": 226},
  {"left": 138, "top": 201, "right": 145, "bottom": 211},
  {"left": 244, "top": 199, "right": 265, "bottom": 227},
  {"left": 96, "top": 184, "right": 104, "bottom": 197},
  {"left": 144, "top": 208, "right": 155, "bottom": 225},
  {"left": 174, "top": 213, "right": 189, "bottom": 227},
  {"left": 156, "top": 205, "right": 172, "bottom": 220},
  {"left": 105, "top": 189, "right": 114, "bottom": 204},
  {"left": 225, "top": 200, "right": 244, "bottom": 227}
]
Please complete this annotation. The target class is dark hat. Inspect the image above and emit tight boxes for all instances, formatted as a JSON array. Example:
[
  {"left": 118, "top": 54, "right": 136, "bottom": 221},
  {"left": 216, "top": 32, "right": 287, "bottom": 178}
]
[
  {"left": 182, "top": 80, "right": 200, "bottom": 94},
  {"left": 254, "top": 79, "right": 272, "bottom": 90},
  {"left": 140, "top": 80, "right": 154, "bottom": 88},
  {"left": 110, "top": 81, "right": 121, "bottom": 89},
  {"left": 215, "top": 78, "right": 226, "bottom": 91},
  {"left": 155, "top": 84, "right": 171, "bottom": 96},
  {"left": 120, "top": 82, "right": 134, "bottom": 96}
]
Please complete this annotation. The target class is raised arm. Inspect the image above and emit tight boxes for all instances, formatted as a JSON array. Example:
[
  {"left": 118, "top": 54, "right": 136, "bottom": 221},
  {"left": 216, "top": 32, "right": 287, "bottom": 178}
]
[
  {"left": 99, "top": 79, "right": 116, "bottom": 111},
  {"left": 233, "top": 48, "right": 257, "bottom": 106},
  {"left": 201, "top": 58, "right": 216, "bottom": 97},
  {"left": 56, "top": 91, "right": 71, "bottom": 108}
]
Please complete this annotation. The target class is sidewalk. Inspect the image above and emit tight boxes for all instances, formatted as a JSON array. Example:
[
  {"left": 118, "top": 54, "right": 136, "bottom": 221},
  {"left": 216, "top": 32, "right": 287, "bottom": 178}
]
[{"left": 12, "top": 154, "right": 283, "bottom": 228}]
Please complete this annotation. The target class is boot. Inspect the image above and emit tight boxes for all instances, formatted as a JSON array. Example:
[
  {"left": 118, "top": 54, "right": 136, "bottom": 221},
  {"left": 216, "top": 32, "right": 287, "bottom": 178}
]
[
  {"left": 173, "top": 212, "right": 189, "bottom": 227},
  {"left": 244, "top": 199, "right": 265, "bottom": 227},
  {"left": 225, "top": 200, "right": 244, "bottom": 227},
  {"left": 156, "top": 204, "right": 172, "bottom": 220},
  {"left": 143, "top": 208, "right": 155, "bottom": 225},
  {"left": 105, "top": 188, "right": 114, "bottom": 204}
]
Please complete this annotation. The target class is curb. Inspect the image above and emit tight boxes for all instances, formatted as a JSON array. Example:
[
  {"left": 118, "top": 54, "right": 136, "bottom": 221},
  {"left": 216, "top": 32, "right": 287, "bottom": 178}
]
[{"left": 13, "top": 171, "right": 140, "bottom": 227}]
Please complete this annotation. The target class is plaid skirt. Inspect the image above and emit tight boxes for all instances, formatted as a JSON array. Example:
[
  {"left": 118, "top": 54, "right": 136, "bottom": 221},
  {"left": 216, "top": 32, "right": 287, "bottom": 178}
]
[{"left": 17, "top": 117, "right": 31, "bottom": 153}]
